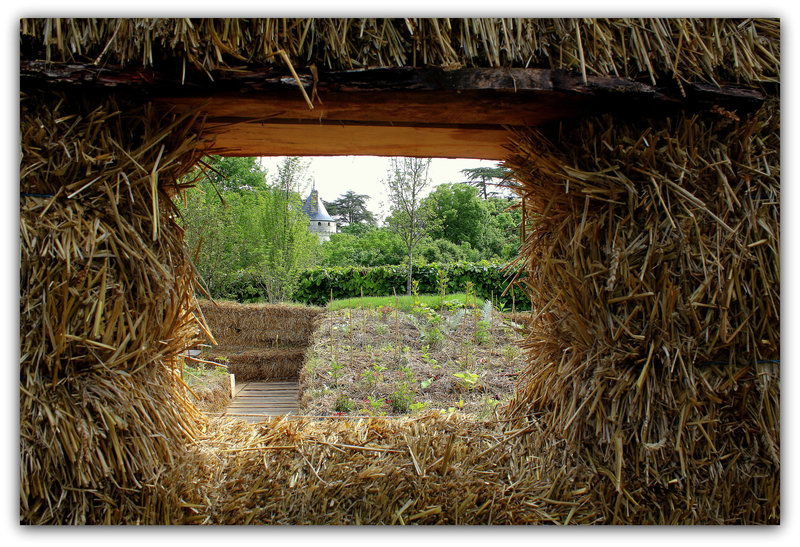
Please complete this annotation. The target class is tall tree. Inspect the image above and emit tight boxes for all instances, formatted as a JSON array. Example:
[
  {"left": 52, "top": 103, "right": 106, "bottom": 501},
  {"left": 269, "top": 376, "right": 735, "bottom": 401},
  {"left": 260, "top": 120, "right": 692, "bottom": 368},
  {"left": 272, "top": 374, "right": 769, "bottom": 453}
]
[
  {"left": 424, "top": 183, "right": 486, "bottom": 249},
  {"left": 196, "top": 155, "right": 268, "bottom": 192},
  {"left": 459, "top": 164, "right": 514, "bottom": 199},
  {"left": 384, "top": 157, "right": 438, "bottom": 295},
  {"left": 324, "top": 190, "right": 376, "bottom": 226}
]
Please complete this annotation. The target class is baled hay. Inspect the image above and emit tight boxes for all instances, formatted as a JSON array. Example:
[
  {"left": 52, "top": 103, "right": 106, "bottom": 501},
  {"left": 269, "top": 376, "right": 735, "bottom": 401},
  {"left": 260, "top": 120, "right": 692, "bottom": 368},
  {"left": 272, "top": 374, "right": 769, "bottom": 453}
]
[
  {"left": 157, "top": 413, "right": 578, "bottom": 525},
  {"left": 20, "top": 18, "right": 779, "bottom": 87},
  {"left": 210, "top": 348, "right": 308, "bottom": 381},
  {"left": 199, "top": 299, "right": 322, "bottom": 347},
  {"left": 503, "top": 100, "right": 780, "bottom": 523},
  {"left": 184, "top": 373, "right": 232, "bottom": 413},
  {"left": 20, "top": 91, "right": 208, "bottom": 524}
]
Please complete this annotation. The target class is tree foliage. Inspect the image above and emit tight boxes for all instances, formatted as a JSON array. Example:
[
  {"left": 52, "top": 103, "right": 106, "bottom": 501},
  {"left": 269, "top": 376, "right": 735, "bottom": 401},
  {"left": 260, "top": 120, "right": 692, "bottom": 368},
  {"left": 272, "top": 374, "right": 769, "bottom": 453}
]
[
  {"left": 324, "top": 190, "right": 376, "bottom": 226},
  {"left": 175, "top": 156, "right": 318, "bottom": 302},
  {"left": 384, "top": 157, "right": 439, "bottom": 294},
  {"left": 459, "top": 164, "right": 514, "bottom": 199}
]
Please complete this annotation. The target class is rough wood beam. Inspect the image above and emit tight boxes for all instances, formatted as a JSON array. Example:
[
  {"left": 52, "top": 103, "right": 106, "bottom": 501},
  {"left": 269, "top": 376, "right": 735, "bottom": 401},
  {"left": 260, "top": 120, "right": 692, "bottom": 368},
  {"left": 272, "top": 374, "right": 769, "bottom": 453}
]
[{"left": 199, "top": 123, "right": 512, "bottom": 160}]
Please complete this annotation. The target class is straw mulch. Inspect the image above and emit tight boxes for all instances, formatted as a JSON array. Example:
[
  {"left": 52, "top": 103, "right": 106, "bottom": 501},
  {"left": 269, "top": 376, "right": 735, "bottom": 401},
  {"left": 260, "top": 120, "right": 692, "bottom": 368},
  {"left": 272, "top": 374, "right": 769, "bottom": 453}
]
[
  {"left": 19, "top": 91, "right": 209, "bottom": 524},
  {"left": 21, "top": 18, "right": 778, "bottom": 87},
  {"left": 502, "top": 99, "right": 780, "bottom": 523}
]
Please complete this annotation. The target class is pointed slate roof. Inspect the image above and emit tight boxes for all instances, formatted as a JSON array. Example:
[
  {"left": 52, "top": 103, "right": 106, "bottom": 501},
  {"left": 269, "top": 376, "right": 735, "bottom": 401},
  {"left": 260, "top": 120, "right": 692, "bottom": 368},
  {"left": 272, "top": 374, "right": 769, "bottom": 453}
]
[{"left": 301, "top": 185, "right": 335, "bottom": 222}]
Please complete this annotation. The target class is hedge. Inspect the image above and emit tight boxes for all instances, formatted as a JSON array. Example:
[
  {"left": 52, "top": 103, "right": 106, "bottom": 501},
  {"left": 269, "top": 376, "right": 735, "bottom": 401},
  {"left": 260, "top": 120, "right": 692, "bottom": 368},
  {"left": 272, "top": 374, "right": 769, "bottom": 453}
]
[{"left": 292, "top": 261, "right": 530, "bottom": 310}]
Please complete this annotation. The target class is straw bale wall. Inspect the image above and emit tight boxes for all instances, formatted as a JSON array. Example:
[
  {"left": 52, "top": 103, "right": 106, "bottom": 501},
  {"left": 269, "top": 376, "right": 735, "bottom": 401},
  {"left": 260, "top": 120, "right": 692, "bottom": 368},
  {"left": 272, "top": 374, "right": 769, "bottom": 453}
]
[
  {"left": 20, "top": 18, "right": 779, "bottom": 524},
  {"left": 198, "top": 300, "right": 322, "bottom": 380},
  {"left": 199, "top": 300, "right": 322, "bottom": 347},
  {"left": 20, "top": 91, "right": 208, "bottom": 523},
  {"left": 503, "top": 101, "right": 780, "bottom": 522}
]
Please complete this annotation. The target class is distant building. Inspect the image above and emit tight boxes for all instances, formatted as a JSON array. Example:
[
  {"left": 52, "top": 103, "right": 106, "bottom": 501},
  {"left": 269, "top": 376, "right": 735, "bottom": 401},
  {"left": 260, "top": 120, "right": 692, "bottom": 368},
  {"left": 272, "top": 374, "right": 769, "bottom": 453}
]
[{"left": 301, "top": 184, "right": 337, "bottom": 242}]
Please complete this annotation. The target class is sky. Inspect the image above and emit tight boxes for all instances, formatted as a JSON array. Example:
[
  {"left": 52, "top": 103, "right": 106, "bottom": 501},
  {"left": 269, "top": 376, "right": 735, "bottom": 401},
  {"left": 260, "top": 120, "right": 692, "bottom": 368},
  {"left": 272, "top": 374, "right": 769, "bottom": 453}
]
[{"left": 259, "top": 156, "right": 500, "bottom": 222}]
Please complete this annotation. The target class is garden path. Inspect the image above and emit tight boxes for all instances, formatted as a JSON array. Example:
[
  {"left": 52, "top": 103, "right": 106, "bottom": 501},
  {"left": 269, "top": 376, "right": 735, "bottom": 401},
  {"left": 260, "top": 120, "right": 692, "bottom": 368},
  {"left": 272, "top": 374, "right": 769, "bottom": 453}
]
[{"left": 223, "top": 381, "right": 299, "bottom": 423}]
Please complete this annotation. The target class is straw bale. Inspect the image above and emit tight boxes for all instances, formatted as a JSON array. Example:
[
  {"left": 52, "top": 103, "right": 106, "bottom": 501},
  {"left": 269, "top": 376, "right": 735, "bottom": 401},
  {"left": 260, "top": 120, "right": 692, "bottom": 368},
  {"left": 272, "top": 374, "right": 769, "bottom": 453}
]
[
  {"left": 157, "top": 413, "right": 569, "bottom": 525},
  {"left": 199, "top": 299, "right": 323, "bottom": 347},
  {"left": 20, "top": 18, "right": 778, "bottom": 88},
  {"left": 20, "top": 91, "right": 209, "bottom": 524},
  {"left": 502, "top": 99, "right": 780, "bottom": 523},
  {"left": 209, "top": 348, "right": 309, "bottom": 381}
]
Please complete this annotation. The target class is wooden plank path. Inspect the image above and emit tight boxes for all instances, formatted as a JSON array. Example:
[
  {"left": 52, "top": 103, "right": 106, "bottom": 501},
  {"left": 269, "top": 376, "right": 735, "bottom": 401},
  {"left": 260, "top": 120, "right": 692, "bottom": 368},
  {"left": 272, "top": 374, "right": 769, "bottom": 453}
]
[{"left": 223, "top": 381, "right": 299, "bottom": 423}]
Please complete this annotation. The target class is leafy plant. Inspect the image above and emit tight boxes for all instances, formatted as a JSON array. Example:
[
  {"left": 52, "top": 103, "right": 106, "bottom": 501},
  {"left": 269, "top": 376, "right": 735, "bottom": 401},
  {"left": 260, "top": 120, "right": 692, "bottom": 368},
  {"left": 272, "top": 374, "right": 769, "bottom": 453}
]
[
  {"left": 388, "top": 383, "right": 415, "bottom": 414},
  {"left": 420, "top": 377, "right": 434, "bottom": 389},
  {"left": 475, "top": 320, "right": 491, "bottom": 345},
  {"left": 453, "top": 371, "right": 480, "bottom": 390},
  {"left": 329, "top": 360, "right": 344, "bottom": 383},
  {"left": 366, "top": 395, "right": 385, "bottom": 414},
  {"left": 409, "top": 401, "right": 429, "bottom": 413},
  {"left": 334, "top": 394, "right": 354, "bottom": 413}
]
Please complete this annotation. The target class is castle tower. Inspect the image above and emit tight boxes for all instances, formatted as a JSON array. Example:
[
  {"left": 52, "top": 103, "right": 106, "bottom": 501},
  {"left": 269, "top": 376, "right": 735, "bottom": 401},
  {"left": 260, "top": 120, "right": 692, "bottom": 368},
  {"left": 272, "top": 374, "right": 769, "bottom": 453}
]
[{"left": 301, "top": 183, "right": 337, "bottom": 242}]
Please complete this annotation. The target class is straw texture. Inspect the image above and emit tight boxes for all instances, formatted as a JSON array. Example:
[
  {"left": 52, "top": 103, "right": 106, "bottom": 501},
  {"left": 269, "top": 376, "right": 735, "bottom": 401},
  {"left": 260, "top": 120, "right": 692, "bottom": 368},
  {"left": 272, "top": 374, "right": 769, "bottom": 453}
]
[
  {"left": 21, "top": 18, "right": 778, "bottom": 87},
  {"left": 502, "top": 99, "right": 780, "bottom": 523},
  {"left": 20, "top": 91, "right": 209, "bottom": 524},
  {"left": 19, "top": 18, "right": 779, "bottom": 524}
]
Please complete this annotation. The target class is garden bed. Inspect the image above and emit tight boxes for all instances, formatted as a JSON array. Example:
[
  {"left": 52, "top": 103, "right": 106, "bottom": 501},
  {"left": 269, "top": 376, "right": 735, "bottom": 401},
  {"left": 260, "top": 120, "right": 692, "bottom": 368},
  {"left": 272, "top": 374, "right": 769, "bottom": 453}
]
[{"left": 299, "top": 295, "right": 528, "bottom": 418}]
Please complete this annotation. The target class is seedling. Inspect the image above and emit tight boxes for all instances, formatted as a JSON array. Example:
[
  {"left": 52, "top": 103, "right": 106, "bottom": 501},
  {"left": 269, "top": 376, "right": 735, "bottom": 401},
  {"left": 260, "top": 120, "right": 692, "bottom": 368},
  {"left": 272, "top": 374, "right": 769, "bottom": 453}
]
[{"left": 453, "top": 371, "right": 480, "bottom": 390}]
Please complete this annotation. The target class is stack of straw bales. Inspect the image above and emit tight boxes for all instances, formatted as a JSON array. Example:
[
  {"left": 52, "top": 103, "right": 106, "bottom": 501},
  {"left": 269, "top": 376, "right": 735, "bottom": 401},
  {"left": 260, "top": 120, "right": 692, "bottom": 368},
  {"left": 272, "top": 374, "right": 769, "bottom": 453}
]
[
  {"left": 199, "top": 300, "right": 322, "bottom": 380},
  {"left": 20, "top": 18, "right": 779, "bottom": 524},
  {"left": 20, "top": 91, "right": 209, "bottom": 523},
  {"left": 503, "top": 101, "right": 780, "bottom": 522}
]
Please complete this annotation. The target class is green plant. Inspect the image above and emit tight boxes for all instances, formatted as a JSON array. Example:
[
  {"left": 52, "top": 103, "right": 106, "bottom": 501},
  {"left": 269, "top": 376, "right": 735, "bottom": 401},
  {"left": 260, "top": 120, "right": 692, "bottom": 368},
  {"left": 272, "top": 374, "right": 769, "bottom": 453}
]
[
  {"left": 361, "top": 363, "right": 387, "bottom": 386},
  {"left": 476, "top": 396, "right": 500, "bottom": 420},
  {"left": 329, "top": 360, "right": 344, "bottom": 383},
  {"left": 398, "top": 365, "right": 415, "bottom": 382},
  {"left": 420, "top": 377, "right": 434, "bottom": 389},
  {"left": 453, "top": 371, "right": 480, "bottom": 390},
  {"left": 409, "top": 401, "right": 429, "bottom": 413},
  {"left": 367, "top": 395, "right": 385, "bottom": 414},
  {"left": 334, "top": 394, "right": 354, "bottom": 413},
  {"left": 475, "top": 320, "right": 491, "bottom": 345},
  {"left": 388, "top": 384, "right": 415, "bottom": 414}
]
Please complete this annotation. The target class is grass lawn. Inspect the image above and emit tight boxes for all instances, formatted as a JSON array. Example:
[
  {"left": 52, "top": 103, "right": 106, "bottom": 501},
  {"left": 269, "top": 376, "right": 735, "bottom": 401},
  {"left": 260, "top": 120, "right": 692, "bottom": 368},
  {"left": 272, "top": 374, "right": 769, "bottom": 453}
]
[{"left": 328, "top": 293, "right": 468, "bottom": 313}]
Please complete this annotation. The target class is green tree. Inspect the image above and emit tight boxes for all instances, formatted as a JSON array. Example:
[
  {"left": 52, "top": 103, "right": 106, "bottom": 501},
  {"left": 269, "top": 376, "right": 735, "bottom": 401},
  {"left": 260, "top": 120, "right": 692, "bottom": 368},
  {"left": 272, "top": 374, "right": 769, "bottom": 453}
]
[
  {"left": 176, "top": 157, "right": 268, "bottom": 294},
  {"left": 424, "top": 183, "right": 487, "bottom": 249},
  {"left": 324, "top": 190, "right": 376, "bottom": 226},
  {"left": 176, "top": 155, "right": 319, "bottom": 302},
  {"left": 384, "top": 157, "right": 439, "bottom": 294},
  {"left": 477, "top": 197, "right": 523, "bottom": 260},
  {"left": 459, "top": 164, "right": 514, "bottom": 199},
  {"left": 257, "top": 156, "right": 318, "bottom": 300},
  {"left": 196, "top": 155, "right": 268, "bottom": 192},
  {"left": 319, "top": 226, "right": 405, "bottom": 267}
]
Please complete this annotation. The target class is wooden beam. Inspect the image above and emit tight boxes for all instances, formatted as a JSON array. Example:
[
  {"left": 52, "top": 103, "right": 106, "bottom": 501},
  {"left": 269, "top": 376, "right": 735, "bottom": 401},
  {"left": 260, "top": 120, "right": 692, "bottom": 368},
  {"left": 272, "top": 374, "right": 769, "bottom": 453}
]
[
  {"left": 21, "top": 62, "right": 765, "bottom": 159},
  {"left": 199, "top": 122, "right": 512, "bottom": 159}
]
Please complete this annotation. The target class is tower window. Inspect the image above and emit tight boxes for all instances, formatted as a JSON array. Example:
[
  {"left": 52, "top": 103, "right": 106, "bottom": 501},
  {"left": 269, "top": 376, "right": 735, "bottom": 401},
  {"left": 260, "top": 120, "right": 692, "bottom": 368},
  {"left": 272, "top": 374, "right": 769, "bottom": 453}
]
[{"left": 318, "top": 222, "right": 322, "bottom": 226}]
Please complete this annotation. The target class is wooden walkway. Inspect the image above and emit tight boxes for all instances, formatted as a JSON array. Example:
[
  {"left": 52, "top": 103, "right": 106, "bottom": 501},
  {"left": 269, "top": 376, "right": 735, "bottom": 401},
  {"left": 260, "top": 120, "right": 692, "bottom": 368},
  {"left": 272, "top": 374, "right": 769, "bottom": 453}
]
[{"left": 223, "top": 381, "right": 299, "bottom": 423}]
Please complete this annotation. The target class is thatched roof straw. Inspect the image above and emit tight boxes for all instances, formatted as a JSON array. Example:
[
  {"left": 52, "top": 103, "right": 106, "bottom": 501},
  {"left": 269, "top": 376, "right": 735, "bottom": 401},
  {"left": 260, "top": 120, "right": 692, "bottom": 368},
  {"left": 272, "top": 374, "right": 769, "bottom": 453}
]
[{"left": 21, "top": 18, "right": 779, "bottom": 88}]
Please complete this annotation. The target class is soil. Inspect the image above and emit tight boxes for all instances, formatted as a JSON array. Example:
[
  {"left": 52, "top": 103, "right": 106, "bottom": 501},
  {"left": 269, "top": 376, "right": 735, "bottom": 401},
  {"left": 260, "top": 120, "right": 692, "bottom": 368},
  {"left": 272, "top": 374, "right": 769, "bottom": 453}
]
[{"left": 298, "top": 302, "right": 528, "bottom": 419}]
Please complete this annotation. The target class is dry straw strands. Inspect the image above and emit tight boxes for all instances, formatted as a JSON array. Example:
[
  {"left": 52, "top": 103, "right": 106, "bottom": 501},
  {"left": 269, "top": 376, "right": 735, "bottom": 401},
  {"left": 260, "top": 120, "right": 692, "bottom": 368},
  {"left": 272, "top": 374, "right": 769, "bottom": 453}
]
[
  {"left": 502, "top": 99, "right": 780, "bottom": 523},
  {"left": 209, "top": 348, "right": 309, "bottom": 381},
  {"left": 20, "top": 92, "right": 209, "bottom": 524},
  {"left": 155, "top": 413, "right": 570, "bottom": 525},
  {"left": 20, "top": 18, "right": 779, "bottom": 524},
  {"left": 199, "top": 299, "right": 322, "bottom": 348},
  {"left": 21, "top": 18, "right": 779, "bottom": 87}
]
